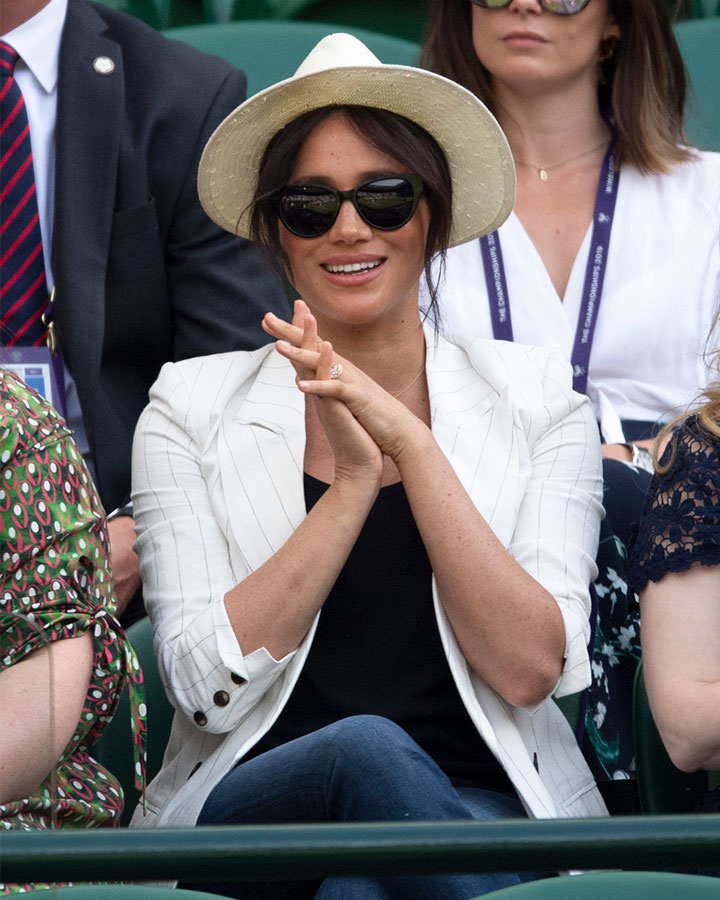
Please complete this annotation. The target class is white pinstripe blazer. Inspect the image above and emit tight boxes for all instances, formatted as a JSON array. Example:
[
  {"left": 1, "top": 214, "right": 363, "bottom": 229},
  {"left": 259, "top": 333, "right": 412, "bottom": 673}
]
[{"left": 130, "top": 328, "right": 607, "bottom": 828}]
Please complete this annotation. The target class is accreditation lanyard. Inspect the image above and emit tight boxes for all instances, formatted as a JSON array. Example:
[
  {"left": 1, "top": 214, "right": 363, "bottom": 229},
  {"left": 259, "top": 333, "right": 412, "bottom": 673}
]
[
  {"left": 480, "top": 134, "right": 620, "bottom": 395},
  {"left": 0, "top": 288, "right": 67, "bottom": 416}
]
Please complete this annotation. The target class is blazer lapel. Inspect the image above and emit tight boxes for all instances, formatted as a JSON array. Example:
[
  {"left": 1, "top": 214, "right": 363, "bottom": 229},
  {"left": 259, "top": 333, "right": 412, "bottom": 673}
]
[
  {"left": 426, "top": 330, "right": 520, "bottom": 542},
  {"left": 53, "top": 0, "right": 123, "bottom": 380},
  {"left": 217, "top": 352, "right": 308, "bottom": 575}
]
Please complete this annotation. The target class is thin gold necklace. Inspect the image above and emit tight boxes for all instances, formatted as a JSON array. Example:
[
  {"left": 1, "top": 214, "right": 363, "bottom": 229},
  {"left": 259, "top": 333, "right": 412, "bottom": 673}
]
[
  {"left": 392, "top": 362, "right": 425, "bottom": 399},
  {"left": 514, "top": 138, "right": 608, "bottom": 182}
]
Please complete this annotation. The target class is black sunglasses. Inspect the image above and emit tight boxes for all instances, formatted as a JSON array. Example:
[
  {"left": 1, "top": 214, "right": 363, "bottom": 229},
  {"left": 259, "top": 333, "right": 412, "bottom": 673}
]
[
  {"left": 469, "top": 0, "right": 592, "bottom": 14},
  {"left": 276, "top": 174, "right": 424, "bottom": 239}
]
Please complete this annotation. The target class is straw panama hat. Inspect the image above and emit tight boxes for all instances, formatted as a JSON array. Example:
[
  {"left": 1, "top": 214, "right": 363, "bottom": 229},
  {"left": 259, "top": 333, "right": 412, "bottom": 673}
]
[{"left": 197, "top": 32, "right": 515, "bottom": 248}]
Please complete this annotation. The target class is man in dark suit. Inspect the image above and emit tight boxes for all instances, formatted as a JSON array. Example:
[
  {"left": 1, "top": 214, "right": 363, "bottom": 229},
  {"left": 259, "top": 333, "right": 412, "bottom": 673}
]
[{"left": 1, "top": 0, "right": 287, "bottom": 621}]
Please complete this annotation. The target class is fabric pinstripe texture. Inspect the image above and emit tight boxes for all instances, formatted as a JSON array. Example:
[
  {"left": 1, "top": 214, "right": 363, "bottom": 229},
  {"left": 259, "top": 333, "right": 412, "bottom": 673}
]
[
  {"left": 0, "top": 41, "right": 48, "bottom": 347},
  {"left": 131, "top": 331, "right": 607, "bottom": 829}
]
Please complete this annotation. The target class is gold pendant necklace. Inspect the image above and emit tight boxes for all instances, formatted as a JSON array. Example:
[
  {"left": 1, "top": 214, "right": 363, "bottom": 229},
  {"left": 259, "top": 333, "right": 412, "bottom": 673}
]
[{"left": 514, "top": 138, "right": 608, "bottom": 182}]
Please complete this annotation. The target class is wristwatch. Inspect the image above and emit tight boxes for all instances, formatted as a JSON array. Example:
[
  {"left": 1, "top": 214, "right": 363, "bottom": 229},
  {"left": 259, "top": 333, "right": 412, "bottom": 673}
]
[{"left": 623, "top": 442, "right": 654, "bottom": 474}]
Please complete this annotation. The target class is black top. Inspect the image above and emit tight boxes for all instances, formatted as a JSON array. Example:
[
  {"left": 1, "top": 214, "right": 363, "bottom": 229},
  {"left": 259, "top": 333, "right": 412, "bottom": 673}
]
[
  {"left": 243, "top": 473, "right": 513, "bottom": 793},
  {"left": 631, "top": 416, "right": 720, "bottom": 594}
]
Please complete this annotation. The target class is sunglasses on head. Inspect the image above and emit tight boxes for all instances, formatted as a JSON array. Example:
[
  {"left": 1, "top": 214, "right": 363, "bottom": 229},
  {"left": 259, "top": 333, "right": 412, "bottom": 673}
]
[
  {"left": 276, "top": 174, "right": 424, "bottom": 239},
  {"left": 469, "top": 0, "right": 592, "bottom": 14}
]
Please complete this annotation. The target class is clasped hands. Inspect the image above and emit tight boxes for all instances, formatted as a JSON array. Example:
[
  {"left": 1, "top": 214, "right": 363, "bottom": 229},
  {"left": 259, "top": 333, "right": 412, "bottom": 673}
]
[{"left": 262, "top": 301, "right": 424, "bottom": 480}]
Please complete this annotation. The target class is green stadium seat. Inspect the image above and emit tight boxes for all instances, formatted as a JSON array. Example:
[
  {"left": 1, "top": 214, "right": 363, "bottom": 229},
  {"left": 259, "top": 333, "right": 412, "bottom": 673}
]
[
  {"left": 633, "top": 661, "right": 709, "bottom": 814},
  {"left": 689, "top": 0, "right": 720, "bottom": 15},
  {"left": 124, "top": 0, "right": 203, "bottom": 28},
  {"left": 202, "top": 0, "right": 274, "bottom": 21},
  {"left": 93, "top": 616, "right": 174, "bottom": 826},
  {"left": 93, "top": 0, "right": 130, "bottom": 12},
  {"left": 22, "top": 887, "right": 233, "bottom": 899},
  {"left": 472, "top": 870, "right": 720, "bottom": 898},
  {"left": 674, "top": 18, "right": 720, "bottom": 150},
  {"left": 270, "top": 0, "right": 429, "bottom": 44},
  {"left": 163, "top": 20, "right": 421, "bottom": 96}
]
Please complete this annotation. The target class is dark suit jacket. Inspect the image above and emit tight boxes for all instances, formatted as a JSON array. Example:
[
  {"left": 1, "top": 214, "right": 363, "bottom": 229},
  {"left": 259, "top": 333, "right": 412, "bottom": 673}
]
[{"left": 53, "top": 0, "right": 287, "bottom": 513}]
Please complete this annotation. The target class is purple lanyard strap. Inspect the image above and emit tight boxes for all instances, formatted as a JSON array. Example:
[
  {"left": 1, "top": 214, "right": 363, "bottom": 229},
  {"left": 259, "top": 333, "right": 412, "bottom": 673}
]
[{"left": 481, "top": 133, "right": 620, "bottom": 395}]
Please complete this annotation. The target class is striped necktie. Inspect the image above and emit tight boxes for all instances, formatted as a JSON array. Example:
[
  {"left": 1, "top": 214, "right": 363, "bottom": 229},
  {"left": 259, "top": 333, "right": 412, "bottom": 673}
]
[{"left": 0, "top": 41, "right": 49, "bottom": 347}]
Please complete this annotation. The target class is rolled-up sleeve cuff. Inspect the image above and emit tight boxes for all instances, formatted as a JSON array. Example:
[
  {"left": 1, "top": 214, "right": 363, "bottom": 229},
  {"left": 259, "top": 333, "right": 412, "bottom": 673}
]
[
  {"left": 212, "top": 593, "right": 296, "bottom": 686},
  {"left": 553, "top": 600, "right": 592, "bottom": 699}
]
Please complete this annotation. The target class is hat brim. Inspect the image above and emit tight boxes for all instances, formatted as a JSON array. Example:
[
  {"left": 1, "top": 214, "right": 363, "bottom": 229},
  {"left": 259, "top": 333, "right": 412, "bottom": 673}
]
[{"left": 198, "top": 63, "right": 515, "bottom": 248}]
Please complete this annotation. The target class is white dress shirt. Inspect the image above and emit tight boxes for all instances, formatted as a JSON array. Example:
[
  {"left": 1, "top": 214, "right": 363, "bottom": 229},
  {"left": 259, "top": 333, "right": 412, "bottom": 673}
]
[
  {"left": 1, "top": 0, "right": 67, "bottom": 283},
  {"left": 425, "top": 152, "right": 720, "bottom": 443}
]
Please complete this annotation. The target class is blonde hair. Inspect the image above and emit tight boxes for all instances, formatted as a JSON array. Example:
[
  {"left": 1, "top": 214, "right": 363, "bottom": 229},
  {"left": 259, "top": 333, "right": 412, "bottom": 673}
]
[{"left": 655, "top": 316, "right": 720, "bottom": 472}]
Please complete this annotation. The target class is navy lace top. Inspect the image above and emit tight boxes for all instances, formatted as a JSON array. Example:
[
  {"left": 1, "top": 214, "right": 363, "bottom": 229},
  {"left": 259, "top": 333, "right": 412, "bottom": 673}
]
[{"left": 631, "top": 416, "right": 720, "bottom": 594}]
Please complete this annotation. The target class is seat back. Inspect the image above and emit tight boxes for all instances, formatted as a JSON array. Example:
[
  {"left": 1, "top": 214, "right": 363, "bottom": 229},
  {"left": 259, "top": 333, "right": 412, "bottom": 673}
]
[
  {"left": 93, "top": 616, "right": 174, "bottom": 826},
  {"left": 673, "top": 18, "right": 720, "bottom": 151},
  {"left": 472, "top": 870, "right": 720, "bottom": 898},
  {"left": 162, "top": 20, "right": 422, "bottom": 96},
  {"left": 202, "top": 0, "right": 275, "bottom": 21},
  {"left": 271, "top": 0, "right": 429, "bottom": 43},
  {"left": 23, "top": 887, "right": 232, "bottom": 899},
  {"left": 633, "top": 661, "right": 708, "bottom": 814},
  {"left": 689, "top": 0, "right": 720, "bottom": 15}
]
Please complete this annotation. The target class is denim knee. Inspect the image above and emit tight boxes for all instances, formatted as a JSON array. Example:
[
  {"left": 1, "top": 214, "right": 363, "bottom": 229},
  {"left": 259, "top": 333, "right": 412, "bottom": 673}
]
[{"left": 320, "top": 715, "right": 437, "bottom": 774}]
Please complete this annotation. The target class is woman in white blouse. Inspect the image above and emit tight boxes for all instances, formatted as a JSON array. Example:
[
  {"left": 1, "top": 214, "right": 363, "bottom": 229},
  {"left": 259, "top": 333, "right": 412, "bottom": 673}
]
[{"left": 422, "top": 0, "right": 720, "bottom": 802}]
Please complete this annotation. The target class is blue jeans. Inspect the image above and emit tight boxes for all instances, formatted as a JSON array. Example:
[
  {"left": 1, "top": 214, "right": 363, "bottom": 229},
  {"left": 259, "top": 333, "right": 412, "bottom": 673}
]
[{"left": 187, "top": 715, "right": 538, "bottom": 899}]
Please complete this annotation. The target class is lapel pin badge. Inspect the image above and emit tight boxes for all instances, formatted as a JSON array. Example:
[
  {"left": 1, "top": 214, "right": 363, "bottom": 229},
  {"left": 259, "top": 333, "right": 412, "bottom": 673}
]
[{"left": 93, "top": 56, "right": 115, "bottom": 75}]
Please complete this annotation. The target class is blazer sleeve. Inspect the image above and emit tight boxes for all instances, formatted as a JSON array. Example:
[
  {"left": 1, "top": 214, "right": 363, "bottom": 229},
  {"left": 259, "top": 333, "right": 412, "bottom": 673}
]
[
  {"left": 131, "top": 361, "right": 297, "bottom": 734},
  {"left": 512, "top": 348, "right": 603, "bottom": 700},
  {"left": 164, "top": 66, "right": 289, "bottom": 363}
]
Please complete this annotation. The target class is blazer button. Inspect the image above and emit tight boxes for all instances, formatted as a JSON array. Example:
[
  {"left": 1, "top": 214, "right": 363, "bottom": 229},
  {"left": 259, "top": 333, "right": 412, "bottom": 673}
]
[
  {"left": 213, "top": 690, "right": 230, "bottom": 707},
  {"left": 193, "top": 710, "right": 208, "bottom": 727},
  {"left": 230, "top": 672, "right": 246, "bottom": 686}
]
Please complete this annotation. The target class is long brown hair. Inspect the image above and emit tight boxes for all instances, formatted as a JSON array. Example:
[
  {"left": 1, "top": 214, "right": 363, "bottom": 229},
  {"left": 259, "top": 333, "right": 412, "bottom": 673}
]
[{"left": 421, "top": 0, "right": 693, "bottom": 174}]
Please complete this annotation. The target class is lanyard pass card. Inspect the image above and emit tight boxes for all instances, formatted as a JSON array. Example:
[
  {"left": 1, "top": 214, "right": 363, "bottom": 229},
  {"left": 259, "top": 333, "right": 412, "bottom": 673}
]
[
  {"left": 481, "top": 133, "right": 620, "bottom": 395},
  {"left": 1, "top": 289, "right": 68, "bottom": 416}
]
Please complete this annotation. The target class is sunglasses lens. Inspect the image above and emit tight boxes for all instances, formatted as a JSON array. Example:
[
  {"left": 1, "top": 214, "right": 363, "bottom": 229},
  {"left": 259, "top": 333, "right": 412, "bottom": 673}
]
[
  {"left": 470, "top": 0, "right": 590, "bottom": 11},
  {"left": 279, "top": 185, "right": 340, "bottom": 237},
  {"left": 470, "top": 0, "right": 513, "bottom": 7},
  {"left": 278, "top": 177, "right": 421, "bottom": 237},
  {"left": 355, "top": 177, "right": 419, "bottom": 231},
  {"left": 542, "top": 0, "right": 591, "bottom": 12}
]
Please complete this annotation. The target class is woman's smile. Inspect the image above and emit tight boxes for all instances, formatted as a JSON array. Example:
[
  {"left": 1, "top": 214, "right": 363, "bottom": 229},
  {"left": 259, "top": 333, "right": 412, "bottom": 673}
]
[{"left": 321, "top": 255, "right": 386, "bottom": 281}]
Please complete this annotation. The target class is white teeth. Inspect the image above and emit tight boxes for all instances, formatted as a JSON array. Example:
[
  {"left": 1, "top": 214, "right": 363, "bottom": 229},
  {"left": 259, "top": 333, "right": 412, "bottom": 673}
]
[{"left": 325, "top": 260, "right": 382, "bottom": 274}]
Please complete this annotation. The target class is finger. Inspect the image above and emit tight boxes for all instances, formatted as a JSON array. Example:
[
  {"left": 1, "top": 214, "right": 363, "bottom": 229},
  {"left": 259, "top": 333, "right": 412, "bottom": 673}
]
[
  {"left": 305, "top": 341, "right": 335, "bottom": 403},
  {"left": 301, "top": 311, "right": 319, "bottom": 353},
  {"left": 297, "top": 377, "right": 344, "bottom": 402},
  {"left": 315, "top": 340, "right": 334, "bottom": 381},
  {"left": 286, "top": 300, "right": 323, "bottom": 349},
  {"left": 291, "top": 298, "right": 307, "bottom": 330},
  {"left": 263, "top": 311, "right": 304, "bottom": 345},
  {"left": 275, "top": 341, "right": 321, "bottom": 368}
]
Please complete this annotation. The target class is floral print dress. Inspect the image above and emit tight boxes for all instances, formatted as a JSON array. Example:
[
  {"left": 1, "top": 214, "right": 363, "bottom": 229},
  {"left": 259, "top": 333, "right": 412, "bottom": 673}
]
[{"left": 0, "top": 370, "right": 145, "bottom": 892}]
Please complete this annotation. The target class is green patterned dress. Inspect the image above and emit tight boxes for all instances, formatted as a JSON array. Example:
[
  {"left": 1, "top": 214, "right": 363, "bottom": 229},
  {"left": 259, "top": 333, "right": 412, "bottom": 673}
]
[{"left": 0, "top": 370, "right": 145, "bottom": 892}]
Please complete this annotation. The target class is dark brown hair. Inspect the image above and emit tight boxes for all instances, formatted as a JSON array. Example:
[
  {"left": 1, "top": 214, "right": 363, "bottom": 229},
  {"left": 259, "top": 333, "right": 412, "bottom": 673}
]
[
  {"left": 249, "top": 105, "right": 453, "bottom": 325},
  {"left": 421, "top": 0, "right": 693, "bottom": 174}
]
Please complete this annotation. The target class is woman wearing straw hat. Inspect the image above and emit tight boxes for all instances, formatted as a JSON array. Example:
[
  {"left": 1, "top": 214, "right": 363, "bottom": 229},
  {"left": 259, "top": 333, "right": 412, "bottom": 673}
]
[{"left": 130, "top": 33, "right": 606, "bottom": 897}]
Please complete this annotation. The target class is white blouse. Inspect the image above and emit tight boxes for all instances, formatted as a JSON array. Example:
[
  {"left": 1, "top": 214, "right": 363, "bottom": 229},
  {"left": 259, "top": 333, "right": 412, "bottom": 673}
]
[{"left": 426, "top": 151, "right": 720, "bottom": 443}]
